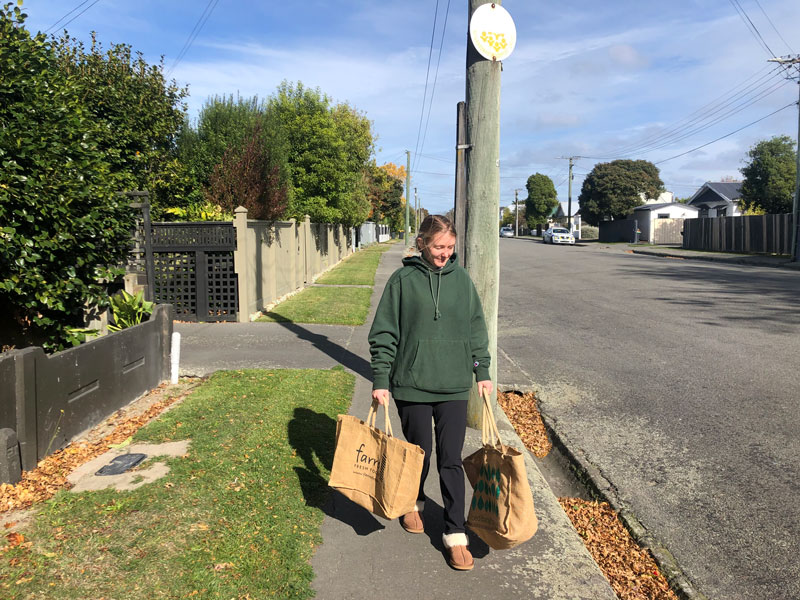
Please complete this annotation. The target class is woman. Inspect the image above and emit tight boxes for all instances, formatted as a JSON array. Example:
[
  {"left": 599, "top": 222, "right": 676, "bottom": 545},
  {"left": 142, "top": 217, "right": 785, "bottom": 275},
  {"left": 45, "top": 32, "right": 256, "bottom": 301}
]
[{"left": 368, "top": 215, "right": 493, "bottom": 571}]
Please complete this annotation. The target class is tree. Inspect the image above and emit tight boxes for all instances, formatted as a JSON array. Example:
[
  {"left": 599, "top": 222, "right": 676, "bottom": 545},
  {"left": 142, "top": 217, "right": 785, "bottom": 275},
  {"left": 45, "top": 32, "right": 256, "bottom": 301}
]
[
  {"left": 0, "top": 3, "right": 134, "bottom": 350},
  {"left": 740, "top": 135, "right": 797, "bottom": 214},
  {"left": 524, "top": 173, "right": 559, "bottom": 228},
  {"left": 578, "top": 159, "right": 664, "bottom": 226},
  {"left": 205, "top": 121, "right": 290, "bottom": 220},
  {"left": 53, "top": 33, "right": 192, "bottom": 218},
  {"left": 366, "top": 163, "right": 404, "bottom": 231},
  {"left": 269, "top": 81, "right": 374, "bottom": 226}
]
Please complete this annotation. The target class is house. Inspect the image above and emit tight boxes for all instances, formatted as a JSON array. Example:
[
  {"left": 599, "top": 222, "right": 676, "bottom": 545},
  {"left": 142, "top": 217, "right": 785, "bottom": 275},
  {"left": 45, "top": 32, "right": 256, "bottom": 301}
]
[
  {"left": 687, "top": 182, "right": 743, "bottom": 217},
  {"left": 641, "top": 191, "right": 675, "bottom": 205},
  {"left": 631, "top": 202, "right": 699, "bottom": 243}
]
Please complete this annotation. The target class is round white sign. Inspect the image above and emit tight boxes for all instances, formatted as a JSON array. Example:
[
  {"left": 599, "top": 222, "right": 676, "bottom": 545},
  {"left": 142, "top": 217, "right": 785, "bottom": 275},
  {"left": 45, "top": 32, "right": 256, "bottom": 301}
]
[{"left": 469, "top": 3, "right": 517, "bottom": 61}]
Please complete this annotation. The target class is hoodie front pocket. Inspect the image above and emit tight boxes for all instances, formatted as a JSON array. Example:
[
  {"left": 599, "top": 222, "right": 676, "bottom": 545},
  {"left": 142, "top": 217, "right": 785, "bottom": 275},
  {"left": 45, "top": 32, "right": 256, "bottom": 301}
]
[{"left": 409, "top": 339, "right": 473, "bottom": 392}]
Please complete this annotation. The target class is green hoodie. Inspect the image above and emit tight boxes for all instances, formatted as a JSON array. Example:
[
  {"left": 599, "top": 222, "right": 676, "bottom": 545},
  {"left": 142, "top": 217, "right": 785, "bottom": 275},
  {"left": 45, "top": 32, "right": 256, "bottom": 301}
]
[{"left": 368, "top": 253, "right": 491, "bottom": 403}]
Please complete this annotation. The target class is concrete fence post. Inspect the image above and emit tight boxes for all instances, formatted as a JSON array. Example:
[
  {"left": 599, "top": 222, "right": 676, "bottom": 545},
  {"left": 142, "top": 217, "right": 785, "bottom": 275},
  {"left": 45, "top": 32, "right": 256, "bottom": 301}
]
[
  {"left": 302, "top": 216, "right": 311, "bottom": 284},
  {"left": 233, "top": 206, "right": 251, "bottom": 322}
]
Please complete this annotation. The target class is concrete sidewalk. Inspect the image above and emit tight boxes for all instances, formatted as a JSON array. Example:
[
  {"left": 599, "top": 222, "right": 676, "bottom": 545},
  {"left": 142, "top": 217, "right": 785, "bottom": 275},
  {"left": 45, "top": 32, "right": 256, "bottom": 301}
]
[{"left": 177, "top": 242, "right": 616, "bottom": 600}]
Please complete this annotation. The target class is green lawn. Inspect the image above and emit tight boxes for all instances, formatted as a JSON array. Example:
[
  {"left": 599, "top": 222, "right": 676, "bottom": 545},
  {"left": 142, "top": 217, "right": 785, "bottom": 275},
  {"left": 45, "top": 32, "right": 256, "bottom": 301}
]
[
  {"left": 258, "top": 287, "right": 373, "bottom": 325},
  {"left": 315, "top": 243, "right": 393, "bottom": 286},
  {"left": 258, "top": 243, "right": 394, "bottom": 325},
  {"left": 1, "top": 369, "right": 354, "bottom": 599}
]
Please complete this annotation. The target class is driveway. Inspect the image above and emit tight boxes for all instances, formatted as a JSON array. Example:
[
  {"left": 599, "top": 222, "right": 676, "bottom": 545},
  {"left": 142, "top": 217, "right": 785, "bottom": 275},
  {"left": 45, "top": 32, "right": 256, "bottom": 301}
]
[{"left": 496, "top": 238, "right": 800, "bottom": 600}]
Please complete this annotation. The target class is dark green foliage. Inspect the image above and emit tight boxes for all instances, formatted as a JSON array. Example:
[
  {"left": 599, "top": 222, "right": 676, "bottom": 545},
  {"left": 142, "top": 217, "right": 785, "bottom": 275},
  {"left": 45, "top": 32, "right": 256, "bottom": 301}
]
[
  {"left": 578, "top": 159, "right": 664, "bottom": 226},
  {"left": 0, "top": 3, "right": 134, "bottom": 351},
  {"left": 52, "top": 33, "right": 191, "bottom": 219},
  {"left": 524, "top": 173, "right": 559, "bottom": 227},
  {"left": 269, "top": 81, "right": 374, "bottom": 226},
  {"left": 177, "top": 94, "right": 292, "bottom": 221},
  {"left": 740, "top": 135, "right": 797, "bottom": 214}
]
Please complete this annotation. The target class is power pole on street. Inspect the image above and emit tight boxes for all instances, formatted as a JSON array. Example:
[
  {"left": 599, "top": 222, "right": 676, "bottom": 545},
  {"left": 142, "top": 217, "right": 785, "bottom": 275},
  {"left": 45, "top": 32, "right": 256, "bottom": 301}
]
[
  {"left": 768, "top": 55, "right": 800, "bottom": 261},
  {"left": 559, "top": 156, "right": 581, "bottom": 232},
  {"left": 464, "top": 0, "right": 516, "bottom": 426},
  {"left": 414, "top": 187, "right": 419, "bottom": 237},
  {"left": 405, "top": 150, "right": 411, "bottom": 246},
  {"left": 454, "top": 102, "right": 468, "bottom": 266},
  {"left": 514, "top": 189, "right": 522, "bottom": 236}
]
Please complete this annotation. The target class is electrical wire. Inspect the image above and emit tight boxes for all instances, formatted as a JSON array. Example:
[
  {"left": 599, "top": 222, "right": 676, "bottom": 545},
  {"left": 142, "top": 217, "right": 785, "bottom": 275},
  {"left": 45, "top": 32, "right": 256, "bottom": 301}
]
[
  {"left": 728, "top": 0, "right": 775, "bottom": 57},
  {"left": 46, "top": 0, "right": 102, "bottom": 34},
  {"left": 411, "top": 0, "right": 440, "bottom": 173},
  {"left": 753, "top": 0, "right": 795, "bottom": 54},
  {"left": 654, "top": 101, "right": 795, "bottom": 165},
  {"left": 416, "top": 0, "right": 452, "bottom": 172},
  {"left": 167, "top": 0, "right": 220, "bottom": 77},
  {"left": 587, "top": 65, "right": 785, "bottom": 159}
]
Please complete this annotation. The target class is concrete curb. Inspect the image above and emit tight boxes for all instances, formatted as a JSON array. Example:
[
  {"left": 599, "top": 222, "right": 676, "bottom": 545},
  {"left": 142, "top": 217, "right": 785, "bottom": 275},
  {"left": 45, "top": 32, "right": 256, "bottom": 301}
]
[
  {"left": 630, "top": 248, "right": 799, "bottom": 270},
  {"left": 535, "top": 404, "right": 710, "bottom": 600}
]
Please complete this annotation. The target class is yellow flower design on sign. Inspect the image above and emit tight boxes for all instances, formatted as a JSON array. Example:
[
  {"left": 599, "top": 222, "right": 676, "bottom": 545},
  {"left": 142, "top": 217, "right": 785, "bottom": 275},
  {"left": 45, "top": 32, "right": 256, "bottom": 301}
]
[{"left": 480, "top": 31, "right": 508, "bottom": 53}]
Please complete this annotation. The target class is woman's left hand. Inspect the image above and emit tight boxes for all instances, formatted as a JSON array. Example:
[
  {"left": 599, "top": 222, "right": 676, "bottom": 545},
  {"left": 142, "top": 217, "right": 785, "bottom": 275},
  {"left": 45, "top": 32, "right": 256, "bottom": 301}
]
[{"left": 477, "top": 379, "right": 493, "bottom": 396}]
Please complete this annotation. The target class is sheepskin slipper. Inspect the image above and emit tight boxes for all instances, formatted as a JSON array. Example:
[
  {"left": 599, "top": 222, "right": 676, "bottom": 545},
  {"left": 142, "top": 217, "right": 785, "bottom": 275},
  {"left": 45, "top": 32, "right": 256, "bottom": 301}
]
[
  {"left": 442, "top": 532, "right": 474, "bottom": 571},
  {"left": 400, "top": 501, "right": 425, "bottom": 534}
]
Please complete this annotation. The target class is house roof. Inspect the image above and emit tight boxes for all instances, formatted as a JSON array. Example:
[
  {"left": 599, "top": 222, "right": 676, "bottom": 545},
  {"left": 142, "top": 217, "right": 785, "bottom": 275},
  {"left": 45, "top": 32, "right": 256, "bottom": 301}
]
[
  {"left": 633, "top": 202, "right": 699, "bottom": 212},
  {"left": 688, "top": 181, "right": 742, "bottom": 206}
]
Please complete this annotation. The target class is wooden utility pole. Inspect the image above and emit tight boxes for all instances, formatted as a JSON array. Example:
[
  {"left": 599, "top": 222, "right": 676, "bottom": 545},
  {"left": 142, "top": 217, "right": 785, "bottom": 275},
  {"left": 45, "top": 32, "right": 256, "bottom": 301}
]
[
  {"left": 514, "top": 189, "right": 520, "bottom": 236},
  {"left": 768, "top": 55, "right": 800, "bottom": 261},
  {"left": 414, "top": 187, "right": 419, "bottom": 236},
  {"left": 454, "top": 102, "right": 468, "bottom": 266},
  {"left": 405, "top": 150, "right": 411, "bottom": 246},
  {"left": 464, "top": 0, "right": 502, "bottom": 426}
]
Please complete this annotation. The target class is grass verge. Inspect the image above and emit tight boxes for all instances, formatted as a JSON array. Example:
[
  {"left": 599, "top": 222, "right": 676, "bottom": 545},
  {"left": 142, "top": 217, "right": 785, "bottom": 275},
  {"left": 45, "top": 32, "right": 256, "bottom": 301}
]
[
  {"left": 315, "top": 243, "right": 392, "bottom": 286},
  {"left": 258, "top": 287, "right": 372, "bottom": 325},
  {"left": 1, "top": 368, "right": 354, "bottom": 599}
]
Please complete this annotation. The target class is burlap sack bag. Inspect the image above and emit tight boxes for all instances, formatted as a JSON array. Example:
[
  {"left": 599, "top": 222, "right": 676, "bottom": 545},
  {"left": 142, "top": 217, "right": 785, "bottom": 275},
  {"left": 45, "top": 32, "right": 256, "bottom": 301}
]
[
  {"left": 328, "top": 401, "right": 425, "bottom": 520},
  {"left": 463, "top": 389, "right": 538, "bottom": 550}
]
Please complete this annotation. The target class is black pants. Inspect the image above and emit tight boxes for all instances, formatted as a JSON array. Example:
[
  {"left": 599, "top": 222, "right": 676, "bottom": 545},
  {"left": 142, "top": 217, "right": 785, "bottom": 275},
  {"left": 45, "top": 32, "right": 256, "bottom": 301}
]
[{"left": 395, "top": 399, "right": 468, "bottom": 535}]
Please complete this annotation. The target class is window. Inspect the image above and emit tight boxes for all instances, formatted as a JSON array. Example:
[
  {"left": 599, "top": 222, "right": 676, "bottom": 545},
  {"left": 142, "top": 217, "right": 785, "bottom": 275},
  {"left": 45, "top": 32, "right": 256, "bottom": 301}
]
[{"left": 657, "top": 213, "right": 669, "bottom": 219}]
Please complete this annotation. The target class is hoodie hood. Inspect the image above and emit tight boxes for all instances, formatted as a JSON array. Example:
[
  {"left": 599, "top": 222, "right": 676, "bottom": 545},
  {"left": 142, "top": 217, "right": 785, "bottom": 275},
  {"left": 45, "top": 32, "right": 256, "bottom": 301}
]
[
  {"left": 401, "top": 253, "right": 458, "bottom": 320},
  {"left": 401, "top": 252, "right": 459, "bottom": 273}
]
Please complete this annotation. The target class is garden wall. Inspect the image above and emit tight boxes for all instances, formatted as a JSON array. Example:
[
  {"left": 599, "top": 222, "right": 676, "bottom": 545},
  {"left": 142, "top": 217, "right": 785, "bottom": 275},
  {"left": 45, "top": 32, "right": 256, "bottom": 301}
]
[{"left": 0, "top": 304, "right": 173, "bottom": 483}]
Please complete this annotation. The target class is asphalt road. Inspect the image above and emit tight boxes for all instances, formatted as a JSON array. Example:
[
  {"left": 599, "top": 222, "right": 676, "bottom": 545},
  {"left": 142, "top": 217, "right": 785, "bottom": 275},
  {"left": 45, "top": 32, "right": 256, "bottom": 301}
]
[{"left": 495, "top": 238, "right": 800, "bottom": 600}]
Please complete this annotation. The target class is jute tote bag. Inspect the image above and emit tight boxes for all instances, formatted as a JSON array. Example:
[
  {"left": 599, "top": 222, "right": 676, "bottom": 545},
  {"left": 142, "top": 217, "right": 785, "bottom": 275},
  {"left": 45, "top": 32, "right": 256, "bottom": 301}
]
[
  {"left": 328, "top": 401, "right": 425, "bottom": 520},
  {"left": 463, "top": 389, "right": 538, "bottom": 550}
]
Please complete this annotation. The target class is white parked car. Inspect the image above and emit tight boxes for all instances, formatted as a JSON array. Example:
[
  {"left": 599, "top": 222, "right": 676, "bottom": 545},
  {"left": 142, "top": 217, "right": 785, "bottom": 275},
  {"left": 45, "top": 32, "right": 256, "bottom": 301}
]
[
  {"left": 499, "top": 226, "right": 515, "bottom": 238},
  {"left": 543, "top": 227, "right": 575, "bottom": 245}
]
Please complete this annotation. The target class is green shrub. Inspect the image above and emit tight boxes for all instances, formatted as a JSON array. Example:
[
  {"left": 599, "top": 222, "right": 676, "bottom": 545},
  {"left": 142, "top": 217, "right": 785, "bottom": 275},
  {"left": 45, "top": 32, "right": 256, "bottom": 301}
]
[
  {"left": 0, "top": 4, "right": 134, "bottom": 351},
  {"left": 108, "top": 290, "right": 154, "bottom": 331}
]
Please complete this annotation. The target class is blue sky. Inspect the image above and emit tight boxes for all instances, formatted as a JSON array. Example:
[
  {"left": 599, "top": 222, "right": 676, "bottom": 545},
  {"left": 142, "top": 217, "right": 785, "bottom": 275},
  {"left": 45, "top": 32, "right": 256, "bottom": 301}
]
[{"left": 22, "top": 0, "right": 800, "bottom": 216}]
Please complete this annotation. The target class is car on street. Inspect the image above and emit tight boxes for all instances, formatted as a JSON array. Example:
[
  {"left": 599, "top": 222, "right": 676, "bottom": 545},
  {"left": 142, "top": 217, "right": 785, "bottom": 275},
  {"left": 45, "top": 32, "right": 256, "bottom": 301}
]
[
  {"left": 500, "top": 226, "right": 515, "bottom": 238},
  {"left": 543, "top": 227, "right": 575, "bottom": 245}
]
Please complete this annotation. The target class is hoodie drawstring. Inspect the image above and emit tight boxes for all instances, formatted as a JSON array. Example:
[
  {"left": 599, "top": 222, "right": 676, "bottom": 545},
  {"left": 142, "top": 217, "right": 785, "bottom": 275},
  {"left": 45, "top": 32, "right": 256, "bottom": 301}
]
[{"left": 428, "top": 269, "right": 442, "bottom": 320}]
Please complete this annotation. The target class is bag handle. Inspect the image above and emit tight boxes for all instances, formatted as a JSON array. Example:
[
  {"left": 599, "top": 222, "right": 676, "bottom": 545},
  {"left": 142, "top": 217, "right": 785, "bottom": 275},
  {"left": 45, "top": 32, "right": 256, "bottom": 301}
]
[
  {"left": 480, "top": 388, "right": 502, "bottom": 447},
  {"left": 367, "top": 400, "right": 394, "bottom": 437}
]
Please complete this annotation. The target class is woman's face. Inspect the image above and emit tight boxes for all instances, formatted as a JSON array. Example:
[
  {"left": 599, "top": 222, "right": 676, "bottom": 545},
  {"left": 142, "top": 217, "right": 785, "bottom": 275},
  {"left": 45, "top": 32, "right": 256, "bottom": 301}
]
[{"left": 421, "top": 231, "right": 456, "bottom": 269}]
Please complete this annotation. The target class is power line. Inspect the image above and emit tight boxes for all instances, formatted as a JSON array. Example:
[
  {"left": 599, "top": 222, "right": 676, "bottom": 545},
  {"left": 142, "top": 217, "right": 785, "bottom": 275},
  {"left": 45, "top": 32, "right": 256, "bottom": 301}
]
[
  {"left": 729, "top": 0, "right": 775, "bottom": 57},
  {"left": 416, "top": 0, "right": 452, "bottom": 173},
  {"left": 587, "top": 65, "right": 786, "bottom": 159},
  {"left": 167, "top": 0, "right": 220, "bottom": 77},
  {"left": 654, "top": 101, "right": 795, "bottom": 165},
  {"left": 411, "top": 0, "right": 440, "bottom": 173},
  {"left": 753, "top": 0, "right": 794, "bottom": 54},
  {"left": 46, "top": 0, "right": 102, "bottom": 34}
]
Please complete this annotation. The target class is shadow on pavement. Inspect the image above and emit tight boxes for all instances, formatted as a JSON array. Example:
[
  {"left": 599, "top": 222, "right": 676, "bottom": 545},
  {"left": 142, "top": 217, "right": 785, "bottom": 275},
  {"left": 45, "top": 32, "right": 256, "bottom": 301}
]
[
  {"left": 277, "top": 321, "right": 373, "bottom": 379},
  {"left": 288, "top": 407, "right": 385, "bottom": 536}
]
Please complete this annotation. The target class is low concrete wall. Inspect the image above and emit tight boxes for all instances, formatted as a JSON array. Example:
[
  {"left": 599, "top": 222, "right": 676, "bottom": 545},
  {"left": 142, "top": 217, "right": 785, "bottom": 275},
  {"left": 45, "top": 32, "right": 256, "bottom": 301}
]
[
  {"left": 0, "top": 305, "right": 172, "bottom": 482},
  {"left": 234, "top": 208, "right": 355, "bottom": 321}
]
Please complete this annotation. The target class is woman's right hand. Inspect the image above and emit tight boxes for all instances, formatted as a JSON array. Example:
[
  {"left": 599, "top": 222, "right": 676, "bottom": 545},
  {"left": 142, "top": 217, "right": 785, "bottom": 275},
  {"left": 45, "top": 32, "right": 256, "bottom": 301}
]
[{"left": 372, "top": 389, "right": 390, "bottom": 406}]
